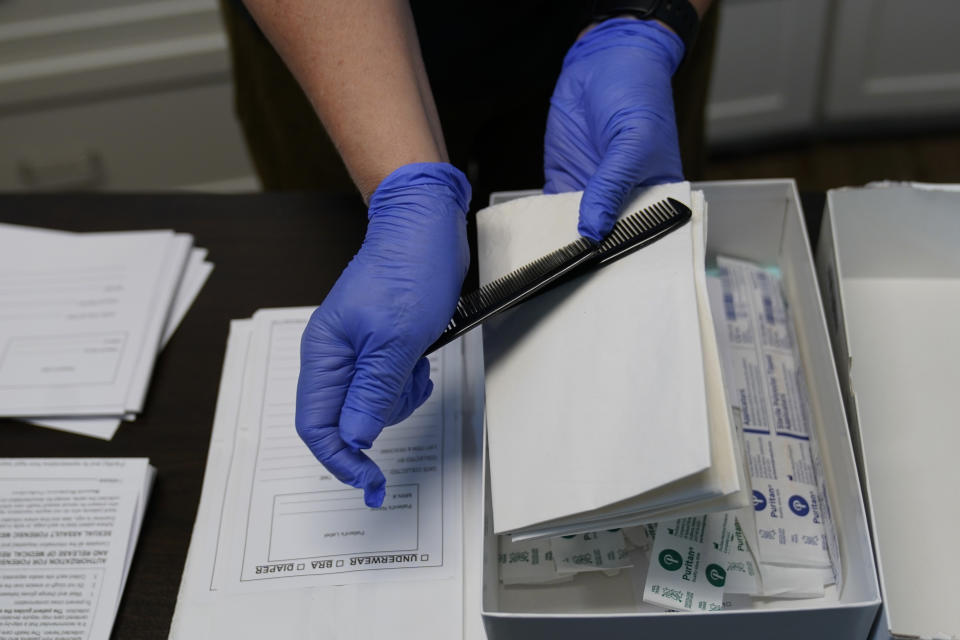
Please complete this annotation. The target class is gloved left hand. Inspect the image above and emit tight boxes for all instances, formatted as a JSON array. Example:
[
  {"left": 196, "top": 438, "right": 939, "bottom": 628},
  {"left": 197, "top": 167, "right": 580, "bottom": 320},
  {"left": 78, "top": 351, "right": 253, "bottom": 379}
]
[{"left": 544, "top": 18, "right": 686, "bottom": 241}]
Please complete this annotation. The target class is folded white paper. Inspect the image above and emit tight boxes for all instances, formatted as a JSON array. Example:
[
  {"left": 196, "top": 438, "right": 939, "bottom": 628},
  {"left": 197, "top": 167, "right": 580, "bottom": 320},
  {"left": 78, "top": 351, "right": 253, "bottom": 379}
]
[
  {"left": 505, "top": 190, "right": 747, "bottom": 541},
  {"left": 480, "top": 183, "right": 743, "bottom": 536}
]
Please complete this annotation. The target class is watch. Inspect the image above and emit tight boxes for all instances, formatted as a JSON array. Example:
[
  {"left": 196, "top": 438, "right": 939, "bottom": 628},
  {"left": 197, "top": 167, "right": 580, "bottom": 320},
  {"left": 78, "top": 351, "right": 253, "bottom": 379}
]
[{"left": 592, "top": 0, "right": 700, "bottom": 53}]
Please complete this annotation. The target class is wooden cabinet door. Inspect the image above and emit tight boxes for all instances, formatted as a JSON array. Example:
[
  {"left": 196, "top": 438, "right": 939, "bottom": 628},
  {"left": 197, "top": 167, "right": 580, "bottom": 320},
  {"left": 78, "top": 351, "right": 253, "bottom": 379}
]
[
  {"left": 706, "top": 0, "right": 831, "bottom": 146},
  {"left": 823, "top": 0, "right": 960, "bottom": 123}
]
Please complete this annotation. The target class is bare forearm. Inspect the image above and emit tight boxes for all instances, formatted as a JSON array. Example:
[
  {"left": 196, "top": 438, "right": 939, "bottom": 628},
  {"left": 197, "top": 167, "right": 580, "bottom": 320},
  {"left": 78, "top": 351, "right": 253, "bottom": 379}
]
[{"left": 242, "top": 0, "right": 446, "bottom": 201}]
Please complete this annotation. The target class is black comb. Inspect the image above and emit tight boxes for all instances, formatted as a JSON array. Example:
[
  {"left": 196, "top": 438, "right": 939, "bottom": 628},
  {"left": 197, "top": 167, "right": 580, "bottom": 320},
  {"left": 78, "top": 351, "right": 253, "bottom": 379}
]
[{"left": 424, "top": 196, "right": 692, "bottom": 355}]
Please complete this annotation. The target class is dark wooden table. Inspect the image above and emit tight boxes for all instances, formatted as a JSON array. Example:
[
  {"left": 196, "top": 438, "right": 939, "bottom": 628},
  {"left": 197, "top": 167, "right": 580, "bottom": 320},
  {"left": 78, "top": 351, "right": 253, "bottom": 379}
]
[{"left": 0, "top": 190, "right": 826, "bottom": 639}]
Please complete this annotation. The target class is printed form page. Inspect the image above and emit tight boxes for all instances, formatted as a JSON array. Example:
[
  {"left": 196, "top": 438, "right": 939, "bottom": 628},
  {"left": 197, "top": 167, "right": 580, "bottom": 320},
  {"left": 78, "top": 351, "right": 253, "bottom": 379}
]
[
  {"left": 214, "top": 308, "right": 463, "bottom": 592},
  {"left": 28, "top": 246, "right": 212, "bottom": 440},
  {"left": 0, "top": 458, "right": 149, "bottom": 640},
  {"left": 0, "top": 225, "right": 188, "bottom": 417},
  {"left": 171, "top": 319, "right": 482, "bottom": 640},
  {"left": 0, "top": 220, "right": 210, "bottom": 439}
]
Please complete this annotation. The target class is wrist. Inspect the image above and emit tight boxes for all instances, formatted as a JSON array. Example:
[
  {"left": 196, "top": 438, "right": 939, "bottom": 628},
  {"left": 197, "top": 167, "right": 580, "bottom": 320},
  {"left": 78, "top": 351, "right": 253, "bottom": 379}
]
[
  {"left": 580, "top": 17, "right": 676, "bottom": 40},
  {"left": 566, "top": 19, "right": 685, "bottom": 75},
  {"left": 357, "top": 149, "right": 447, "bottom": 205},
  {"left": 586, "top": 0, "right": 699, "bottom": 55},
  {"left": 368, "top": 162, "right": 472, "bottom": 220}
]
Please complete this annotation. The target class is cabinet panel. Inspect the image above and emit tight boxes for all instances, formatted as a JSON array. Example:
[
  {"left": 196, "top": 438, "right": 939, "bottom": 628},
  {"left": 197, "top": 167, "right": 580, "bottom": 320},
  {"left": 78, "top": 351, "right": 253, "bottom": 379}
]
[
  {"left": 0, "top": 0, "right": 255, "bottom": 191},
  {"left": 706, "top": 0, "right": 831, "bottom": 145},
  {"left": 824, "top": 0, "right": 960, "bottom": 121},
  {"left": 0, "top": 0, "right": 164, "bottom": 24},
  {"left": 0, "top": 0, "right": 225, "bottom": 111},
  {"left": 0, "top": 82, "right": 254, "bottom": 190}
]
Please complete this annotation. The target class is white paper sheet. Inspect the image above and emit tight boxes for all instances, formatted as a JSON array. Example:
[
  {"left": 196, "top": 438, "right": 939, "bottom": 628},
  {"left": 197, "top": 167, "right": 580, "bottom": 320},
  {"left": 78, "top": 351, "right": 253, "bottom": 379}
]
[
  {"left": 0, "top": 225, "right": 190, "bottom": 416},
  {"left": 0, "top": 219, "right": 213, "bottom": 439},
  {"left": 162, "top": 248, "right": 213, "bottom": 346},
  {"left": 25, "top": 248, "right": 213, "bottom": 440},
  {"left": 210, "top": 309, "right": 461, "bottom": 590},
  {"left": 480, "top": 183, "right": 715, "bottom": 535},
  {"left": 170, "top": 312, "right": 484, "bottom": 640},
  {"left": 173, "top": 320, "right": 253, "bottom": 603},
  {"left": 25, "top": 414, "right": 124, "bottom": 441},
  {"left": 121, "top": 232, "right": 193, "bottom": 414},
  {"left": 460, "top": 327, "right": 489, "bottom": 640},
  {"left": 506, "top": 190, "right": 747, "bottom": 541},
  {"left": 0, "top": 458, "right": 153, "bottom": 640}
]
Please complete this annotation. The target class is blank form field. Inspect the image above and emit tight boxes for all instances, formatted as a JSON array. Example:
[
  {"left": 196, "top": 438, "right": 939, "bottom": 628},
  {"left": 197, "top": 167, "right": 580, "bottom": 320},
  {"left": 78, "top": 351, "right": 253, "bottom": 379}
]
[
  {"left": 268, "top": 485, "right": 419, "bottom": 561},
  {"left": 0, "top": 332, "right": 126, "bottom": 387}
]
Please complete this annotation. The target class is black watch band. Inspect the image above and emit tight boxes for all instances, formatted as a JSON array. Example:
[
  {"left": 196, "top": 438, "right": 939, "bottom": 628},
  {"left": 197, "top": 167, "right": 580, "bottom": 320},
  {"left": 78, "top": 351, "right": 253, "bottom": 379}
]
[{"left": 592, "top": 0, "right": 699, "bottom": 54}]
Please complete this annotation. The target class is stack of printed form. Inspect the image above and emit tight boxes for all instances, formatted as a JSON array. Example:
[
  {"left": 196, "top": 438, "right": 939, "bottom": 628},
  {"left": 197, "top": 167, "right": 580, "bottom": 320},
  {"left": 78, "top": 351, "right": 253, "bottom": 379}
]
[
  {"left": 480, "top": 182, "right": 749, "bottom": 540},
  {"left": 0, "top": 223, "right": 212, "bottom": 440},
  {"left": 0, "top": 458, "right": 155, "bottom": 639},
  {"left": 169, "top": 312, "right": 486, "bottom": 640}
]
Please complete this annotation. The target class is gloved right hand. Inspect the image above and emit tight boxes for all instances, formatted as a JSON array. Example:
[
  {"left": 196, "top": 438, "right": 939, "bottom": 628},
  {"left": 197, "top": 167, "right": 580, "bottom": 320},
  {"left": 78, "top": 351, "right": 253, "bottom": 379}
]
[
  {"left": 543, "top": 18, "right": 685, "bottom": 241},
  {"left": 295, "top": 162, "right": 470, "bottom": 508}
]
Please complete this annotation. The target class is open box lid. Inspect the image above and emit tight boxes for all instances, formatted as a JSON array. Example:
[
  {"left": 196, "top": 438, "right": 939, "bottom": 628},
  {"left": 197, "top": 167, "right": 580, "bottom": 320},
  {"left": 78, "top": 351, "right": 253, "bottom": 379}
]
[{"left": 823, "top": 184, "right": 960, "bottom": 640}]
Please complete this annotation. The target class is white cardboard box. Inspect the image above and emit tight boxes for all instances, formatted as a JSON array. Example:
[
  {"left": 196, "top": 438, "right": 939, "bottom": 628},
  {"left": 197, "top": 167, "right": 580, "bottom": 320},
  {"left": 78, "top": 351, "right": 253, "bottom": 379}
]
[
  {"left": 816, "top": 184, "right": 960, "bottom": 640},
  {"left": 479, "top": 180, "right": 881, "bottom": 639}
]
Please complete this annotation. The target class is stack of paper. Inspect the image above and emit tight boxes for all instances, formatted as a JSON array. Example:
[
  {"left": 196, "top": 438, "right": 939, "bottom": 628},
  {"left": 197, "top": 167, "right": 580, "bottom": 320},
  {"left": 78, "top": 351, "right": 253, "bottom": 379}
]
[
  {"left": 479, "top": 183, "right": 748, "bottom": 540},
  {"left": 169, "top": 310, "right": 487, "bottom": 640},
  {"left": 0, "top": 458, "right": 155, "bottom": 639},
  {"left": 0, "top": 223, "right": 212, "bottom": 439}
]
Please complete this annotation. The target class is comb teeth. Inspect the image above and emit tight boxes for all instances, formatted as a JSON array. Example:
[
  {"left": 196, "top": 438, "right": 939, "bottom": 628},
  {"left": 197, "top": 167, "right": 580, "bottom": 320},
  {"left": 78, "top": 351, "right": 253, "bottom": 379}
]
[
  {"left": 427, "top": 197, "right": 692, "bottom": 353},
  {"left": 446, "top": 236, "right": 595, "bottom": 331},
  {"left": 598, "top": 198, "right": 679, "bottom": 255}
]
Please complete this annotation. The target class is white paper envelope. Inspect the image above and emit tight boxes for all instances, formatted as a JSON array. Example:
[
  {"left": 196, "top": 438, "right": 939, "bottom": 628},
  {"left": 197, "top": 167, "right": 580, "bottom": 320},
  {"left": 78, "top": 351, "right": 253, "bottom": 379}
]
[{"left": 479, "top": 183, "right": 714, "bottom": 534}]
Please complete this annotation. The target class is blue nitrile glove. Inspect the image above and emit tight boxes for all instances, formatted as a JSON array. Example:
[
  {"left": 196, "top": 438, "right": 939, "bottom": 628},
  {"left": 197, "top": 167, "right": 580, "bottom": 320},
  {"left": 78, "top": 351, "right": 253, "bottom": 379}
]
[
  {"left": 296, "top": 163, "right": 470, "bottom": 508},
  {"left": 543, "top": 18, "right": 685, "bottom": 242}
]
